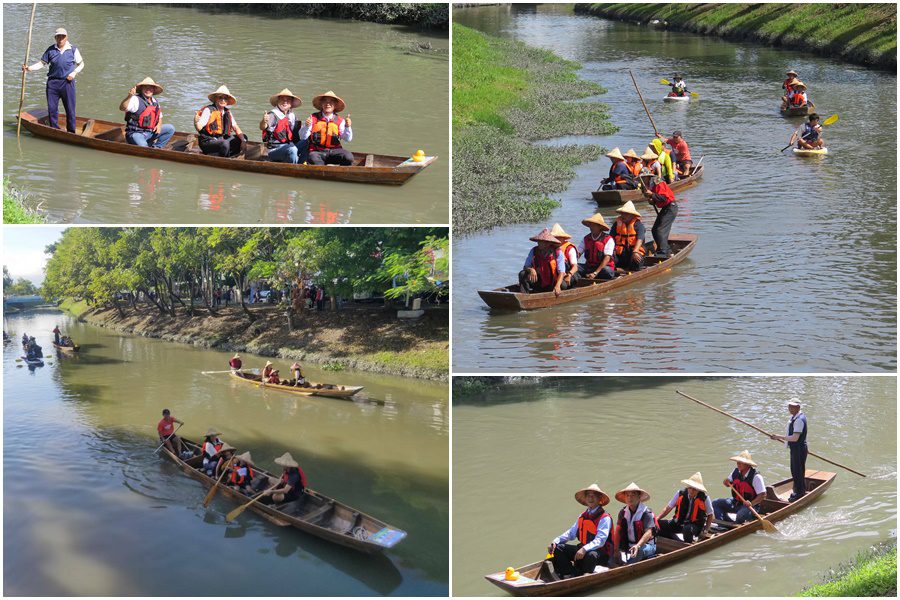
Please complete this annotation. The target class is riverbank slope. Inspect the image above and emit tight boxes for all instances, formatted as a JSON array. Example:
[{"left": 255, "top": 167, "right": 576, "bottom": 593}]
[
  {"left": 574, "top": 3, "right": 897, "bottom": 70},
  {"left": 453, "top": 23, "right": 617, "bottom": 235},
  {"left": 59, "top": 299, "right": 448, "bottom": 381},
  {"left": 3, "top": 179, "right": 44, "bottom": 224},
  {"left": 800, "top": 541, "right": 896, "bottom": 596}
]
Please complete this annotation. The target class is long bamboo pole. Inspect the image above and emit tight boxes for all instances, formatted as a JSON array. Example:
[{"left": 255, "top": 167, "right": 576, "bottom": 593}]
[
  {"left": 675, "top": 390, "right": 867, "bottom": 477},
  {"left": 628, "top": 69, "right": 662, "bottom": 138},
  {"left": 17, "top": 3, "right": 37, "bottom": 138}
]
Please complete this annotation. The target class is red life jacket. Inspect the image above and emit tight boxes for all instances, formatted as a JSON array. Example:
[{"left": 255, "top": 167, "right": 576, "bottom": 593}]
[
  {"left": 309, "top": 112, "right": 344, "bottom": 151},
  {"left": 730, "top": 467, "right": 759, "bottom": 501},
  {"left": 230, "top": 465, "right": 254, "bottom": 486},
  {"left": 582, "top": 233, "right": 615, "bottom": 271},
  {"left": 263, "top": 366, "right": 274, "bottom": 378},
  {"left": 577, "top": 509, "right": 616, "bottom": 555},
  {"left": 617, "top": 507, "right": 658, "bottom": 548},
  {"left": 648, "top": 181, "right": 675, "bottom": 209},
  {"left": 531, "top": 248, "right": 558, "bottom": 288},
  {"left": 782, "top": 78, "right": 794, "bottom": 92},
  {"left": 673, "top": 489, "right": 707, "bottom": 526},
  {"left": 265, "top": 110, "right": 294, "bottom": 144},
  {"left": 283, "top": 467, "right": 308, "bottom": 489},
  {"left": 198, "top": 105, "right": 233, "bottom": 137},
  {"left": 126, "top": 96, "right": 161, "bottom": 133}
]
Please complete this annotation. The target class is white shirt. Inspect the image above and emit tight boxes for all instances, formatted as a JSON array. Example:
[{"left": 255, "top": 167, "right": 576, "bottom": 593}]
[
  {"left": 196, "top": 106, "right": 240, "bottom": 130},
  {"left": 562, "top": 244, "right": 578, "bottom": 267},
  {"left": 785, "top": 411, "right": 806, "bottom": 446},
  {"left": 576, "top": 235, "right": 615, "bottom": 257},
  {"left": 298, "top": 112, "right": 353, "bottom": 143},
  {"left": 29, "top": 41, "right": 84, "bottom": 77}
]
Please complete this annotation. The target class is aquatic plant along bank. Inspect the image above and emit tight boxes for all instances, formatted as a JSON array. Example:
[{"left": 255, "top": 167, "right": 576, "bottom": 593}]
[
  {"left": 452, "top": 23, "right": 617, "bottom": 235},
  {"left": 574, "top": 3, "right": 897, "bottom": 70},
  {"left": 800, "top": 541, "right": 897, "bottom": 597},
  {"left": 3, "top": 178, "right": 44, "bottom": 224}
]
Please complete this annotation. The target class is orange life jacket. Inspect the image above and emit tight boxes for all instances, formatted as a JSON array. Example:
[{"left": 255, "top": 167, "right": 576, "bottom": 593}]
[
  {"left": 628, "top": 160, "right": 643, "bottom": 177},
  {"left": 609, "top": 160, "right": 629, "bottom": 185},
  {"left": 673, "top": 489, "right": 707, "bottom": 525},
  {"left": 309, "top": 112, "right": 344, "bottom": 151},
  {"left": 558, "top": 241, "right": 578, "bottom": 270},
  {"left": 203, "top": 440, "right": 223, "bottom": 459},
  {"left": 198, "top": 105, "right": 233, "bottom": 137},
  {"left": 230, "top": 465, "right": 254, "bottom": 486},
  {"left": 577, "top": 509, "right": 616, "bottom": 555},
  {"left": 611, "top": 218, "right": 646, "bottom": 257},
  {"left": 790, "top": 92, "right": 807, "bottom": 107},
  {"left": 582, "top": 233, "right": 615, "bottom": 271},
  {"left": 531, "top": 248, "right": 558, "bottom": 288},
  {"left": 782, "top": 77, "right": 794, "bottom": 91}
]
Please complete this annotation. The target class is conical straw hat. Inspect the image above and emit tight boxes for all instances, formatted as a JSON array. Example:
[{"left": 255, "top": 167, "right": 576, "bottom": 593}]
[
  {"left": 641, "top": 147, "right": 658, "bottom": 160},
  {"left": 203, "top": 427, "right": 222, "bottom": 437},
  {"left": 623, "top": 148, "right": 640, "bottom": 159},
  {"left": 574, "top": 483, "right": 610, "bottom": 506},
  {"left": 615, "top": 482, "right": 651, "bottom": 503},
  {"left": 549, "top": 223, "right": 572, "bottom": 239},
  {"left": 312, "top": 90, "right": 346, "bottom": 112},
  {"left": 274, "top": 452, "right": 300, "bottom": 468},
  {"left": 581, "top": 213, "right": 610, "bottom": 230},
  {"left": 529, "top": 228, "right": 561, "bottom": 244},
  {"left": 605, "top": 147, "right": 625, "bottom": 161},
  {"left": 207, "top": 85, "right": 236, "bottom": 105},
  {"left": 269, "top": 88, "right": 302, "bottom": 108},
  {"left": 681, "top": 472, "right": 707, "bottom": 493},
  {"left": 729, "top": 450, "right": 757, "bottom": 467},
  {"left": 616, "top": 201, "right": 641, "bottom": 217},
  {"left": 235, "top": 451, "right": 254, "bottom": 466},
  {"left": 134, "top": 77, "right": 163, "bottom": 95},
  {"left": 215, "top": 442, "right": 236, "bottom": 455}
]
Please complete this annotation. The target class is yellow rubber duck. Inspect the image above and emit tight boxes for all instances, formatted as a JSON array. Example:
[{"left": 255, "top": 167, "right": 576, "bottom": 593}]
[
  {"left": 504, "top": 567, "right": 520, "bottom": 581},
  {"left": 412, "top": 149, "right": 426, "bottom": 163}
]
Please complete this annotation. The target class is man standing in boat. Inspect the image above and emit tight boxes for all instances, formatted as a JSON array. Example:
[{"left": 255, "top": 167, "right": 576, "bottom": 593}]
[
  {"left": 22, "top": 28, "right": 84, "bottom": 133},
  {"left": 642, "top": 173, "right": 678, "bottom": 258},
  {"left": 770, "top": 399, "right": 808, "bottom": 501},
  {"left": 119, "top": 77, "right": 176, "bottom": 149},
  {"left": 545, "top": 484, "right": 615, "bottom": 580}
]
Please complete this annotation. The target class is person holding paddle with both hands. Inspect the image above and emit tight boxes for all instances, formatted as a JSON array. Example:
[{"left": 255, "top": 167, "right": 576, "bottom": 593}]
[{"left": 157, "top": 408, "right": 185, "bottom": 456}]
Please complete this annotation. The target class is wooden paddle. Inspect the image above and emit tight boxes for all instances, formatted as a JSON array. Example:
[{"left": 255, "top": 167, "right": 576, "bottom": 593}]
[
  {"left": 201, "top": 370, "right": 237, "bottom": 375},
  {"left": 659, "top": 79, "right": 699, "bottom": 97},
  {"left": 153, "top": 422, "right": 183, "bottom": 454},
  {"left": 225, "top": 482, "right": 279, "bottom": 522},
  {"left": 780, "top": 114, "right": 839, "bottom": 152},
  {"left": 629, "top": 69, "right": 662, "bottom": 138},
  {"left": 17, "top": 3, "right": 37, "bottom": 138},
  {"left": 675, "top": 390, "right": 867, "bottom": 477},
  {"left": 202, "top": 455, "right": 235, "bottom": 507},
  {"left": 726, "top": 482, "right": 777, "bottom": 533}
]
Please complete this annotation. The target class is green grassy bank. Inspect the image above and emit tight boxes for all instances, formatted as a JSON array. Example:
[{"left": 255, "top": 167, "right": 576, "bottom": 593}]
[
  {"left": 800, "top": 541, "right": 897, "bottom": 596},
  {"left": 574, "top": 3, "right": 897, "bottom": 70},
  {"left": 170, "top": 3, "right": 447, "bottom": 29},
  {"left": 3, "top": 179, "right": 45, "bottom": 224},
  {"left": 453, "top": 24, "right": 618, "bottom": 236}
]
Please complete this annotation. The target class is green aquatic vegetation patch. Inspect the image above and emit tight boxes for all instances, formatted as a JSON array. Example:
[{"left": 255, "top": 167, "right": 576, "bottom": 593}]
[
  {"left": 575, "top": 3, "right": 897, "bottom": 69},
  {"left": 453, "top": 25, "right": 617, "bottom": 235},
  {"left": 3, "top": 179, "right": 44, "bottom": 224},
  {"left": 800, "top": 541, "right": 897, "bottom": 597}
]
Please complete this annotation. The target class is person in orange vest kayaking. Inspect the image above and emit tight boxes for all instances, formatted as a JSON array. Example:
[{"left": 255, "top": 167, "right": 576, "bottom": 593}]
[
  {"left": 298, "top": 91, "right": 354, "bottom": 166},
  {"left": 623, "top": 148, "right": 643, "bottom": 179},
  {"left": 641, "top": 173, "right": 678, "bottom": 257},
  {"left": 518, "top": 228, "right": 568, "bottom": 296},
  {"left": 658, "top": 131, "right": 692, "bottom": 178},
  {"left": 608, "top": 201, "right": 646, "bottom": 271},
  {"left": 577, "top": 213, "right": 616, "bottom": 281},
  {"left": 543, "top": 483, "right": 615, "bottom": 580},
  {"left": 789, "top": 113, "right": 824, "bottom": 150},
  {"left": 599, "top": 148, "right": 637, "bottom": 190},
  {"left": 259, "top": 88, "right": 302, "bottom": 164},
  {"left": 549, "top": 223, "right": 580, "bottom": 288},
  {"left": 194, "top": 85, "right": 246, "bottom": 157},
  {"left": 613, "top": 483, "right": 658, "bottom": 564},
  {"left": 656, "top": 472, "right": 714, "bottom": 544},
  {"left": 119, "top": 77, "right": 176, "bottom": 148},
  {"left": 711, "top": 450, "right": 767, "bottom": 523}
]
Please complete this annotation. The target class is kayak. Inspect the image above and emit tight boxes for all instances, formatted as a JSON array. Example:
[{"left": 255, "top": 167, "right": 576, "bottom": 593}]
[
  {"left": 793, "top": 147, "right": 828, "bottom": 156},
  {"left": 663, "top": 95, "right": 690, "bottom": 103}
]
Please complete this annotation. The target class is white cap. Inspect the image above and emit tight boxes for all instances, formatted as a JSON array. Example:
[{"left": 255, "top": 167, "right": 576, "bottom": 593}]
[
  {"left": 788, "top": 397, "right": 801, "bottom": 407},
  {"left": 54, "top": 28, "right": 68, "bottom": 37}
]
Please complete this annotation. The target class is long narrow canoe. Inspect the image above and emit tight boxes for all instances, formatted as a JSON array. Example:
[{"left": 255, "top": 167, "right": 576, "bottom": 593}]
[
  {"left": 162, "top": 437, "right": 406, "bottom": 553},
  {"left": 592, "top": 165, "right": 704, "bottom": 206},
  {"left": 230, "top": 370, "right": 364, "bottom": 399},
  {"left": 780, "top": 102, "right": 815, "bottom": 117},
  {"left": 52, "top": 341, "right": 79, "bottom": 354},
  {"left": 18, "top": 110, "right": 436, "bottom": 185},
  {"left": 486, "top": 470, "right": 835, "bottom": 596},
  {"left": 477, "top": 234, "right": 697, "bottom": 311}
]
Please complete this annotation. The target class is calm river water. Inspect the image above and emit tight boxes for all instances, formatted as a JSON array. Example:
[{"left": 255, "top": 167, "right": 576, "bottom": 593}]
[
  {"left": 452, "top": 5, "right": 897, "bottom": 373},
  {"left": 3, "top": 309, "right": 448, "bottom": 596},
  {"left": 3, "top": 4, "right": 448, "bottom": 224},
  {"left": 453, "top": 376, "right": 896, "bottom": 596}
]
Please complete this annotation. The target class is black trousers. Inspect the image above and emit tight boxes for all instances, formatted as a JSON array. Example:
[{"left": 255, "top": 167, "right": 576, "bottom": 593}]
[
  {"left": 651, "top": 202, "right": 678, "bottom": 255},
  {"left": 617, "top": 250, "right": 644, "bottom": 271},
  {"left": 517, "top": 270, "right": 569, "bottom": 294},
  {"left": 790, "top": 444, "right": 808, "bottom": 498},
  {"left": 199, "top": 134, "right": 243, "bottom": 157},
  {"left": 551, "top": 543, "right": 610, "bottom": 577},
  {"left": 308, "top": 148, "right": 354, "bottom": 166},
  {"left": 578, "top": 264, "right": 615, "bottom": 280},
  {"left": 658, "top": 518, "right": 703, "bottom": 543}
]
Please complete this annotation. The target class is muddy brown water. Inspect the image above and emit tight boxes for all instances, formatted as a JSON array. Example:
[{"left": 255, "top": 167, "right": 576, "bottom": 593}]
[
  {"left": 3, "top": 4, "right": 449, "bottom": 224},
  {"left": 452, "top": 5, "right": 897, "bottom": 373}
]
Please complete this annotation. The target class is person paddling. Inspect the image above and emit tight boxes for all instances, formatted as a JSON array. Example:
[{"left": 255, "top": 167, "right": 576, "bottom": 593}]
[
  {"left": 228, "top": 353, "right": 242, "bottom": 373},
  {"left": 299, "top": 91, "right": 354, "bottom": 166},
  {"left": 668, "top": 73, "right": 690, "bottom": 97},
  {"left": 22, "top": 28, "right": 85, "bottom": 133},
  {"left": 789, "top": 113, "right": 824, "bottom": 150},
  {"left": 120, "top": 77, "right": 175, "bottom": 148},
  {"left": 544, "top": 483, "right": 615, "bottom": 580},
  {"left": 260, "top": 88, "right": 302, "bottom": 164},
  {"left": 195, "top": 85, "right": 246, "bottom": 157},
  {"left": 258, "top": 452, "right": 308, "bottom": 504},
  {"left": 711, "top": 450, "right": 766, "bottom": 524},
  {"left": 157, "top": 408, "right": 185, "bottom": 456},
  {"left": 641, "top": 174, "right": 678, "bottom": 258},
  {"left": 52, "top": 325, "right": 61, "bottom": 345},
  {"left": 770, "top": 399, "right": 809, "bottom": 501}
]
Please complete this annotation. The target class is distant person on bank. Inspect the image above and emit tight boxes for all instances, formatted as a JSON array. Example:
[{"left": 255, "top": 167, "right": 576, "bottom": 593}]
[{"left": 22, "top": 27, "right": 84, "bottom": 133}]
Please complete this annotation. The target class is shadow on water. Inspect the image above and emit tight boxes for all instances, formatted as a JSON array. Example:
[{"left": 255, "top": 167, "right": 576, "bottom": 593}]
[{"left": 454, "top": 376, "right": 710, "bottom": 406}]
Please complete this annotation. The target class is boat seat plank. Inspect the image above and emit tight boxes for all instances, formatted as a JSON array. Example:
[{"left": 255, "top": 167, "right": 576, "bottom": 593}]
[
  {"left": 81, "top": 119, "right": 95, "bottom": 137},
  {"left": 301, "top": 500, "right": 335, "bottom": 523},
  {"left": 343, "top": 511, "right": 362, "bottom": 534},
  {"left": 95, "top": 128, "right": 125, "bottom": 143},
  {"left": 365, "top": 154, "right": 374, "bottom": 167}
]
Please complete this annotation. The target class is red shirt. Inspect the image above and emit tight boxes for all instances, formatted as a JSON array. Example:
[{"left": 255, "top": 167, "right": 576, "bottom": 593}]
[
  {"left": 157, "top": 416, "right": 176, "bottom": 437},
  {"left": 229, "top": 358, "right": 242, "bottom": 369},
  {"left": 665, "top": 137, "right": 692, "bottom": 162}
]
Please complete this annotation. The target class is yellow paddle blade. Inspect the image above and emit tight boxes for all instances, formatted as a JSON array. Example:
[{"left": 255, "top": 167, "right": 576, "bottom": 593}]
[
  {"left": 822, "top": 114, "right": 839, "bottom": 126},
  {"left": 691, "top": 91, "right": 700, "bottom": 97},
  {"left": 225, "top": 502, "right": 251, "bottom": 522},
  {"left": 659, "top": 78, "right": 670, "bottom": 85}
]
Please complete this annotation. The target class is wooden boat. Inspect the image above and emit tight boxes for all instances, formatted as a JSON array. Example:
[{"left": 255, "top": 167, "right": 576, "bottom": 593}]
[
  {"left": 780, "top": 102, "right": 815, "bottom": 117},
  {"left": 485, "top": 470, "right": 835, "bottom": 596},
  {"left": 793, "top": 147, "right": 828, "bottom": 156},
  {"left": 52, "top": 341, "right": 80, "bottom": 354},
  {"left": 230, "top": 370, "right": 364, "bottom": 399},
  {"left": 477, "top": 234, "right": 697, "bottom": 311},
  {"left": 161, "top": 437, "right": 406, "bottom": 553},
  {"left": 592, "top": 165, "right": 704, "bottom": 206},
  {"left": 18, "top": 110, "right": 436, "bottom": 186}
]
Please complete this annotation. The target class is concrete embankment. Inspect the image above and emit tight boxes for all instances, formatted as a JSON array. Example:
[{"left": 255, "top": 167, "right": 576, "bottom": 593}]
[
  {"left": 574, "top": 3, "right": 896, "bottom": 70},
  {"left": 59, "top": 299, "right": 448, "bottom": 381}
]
